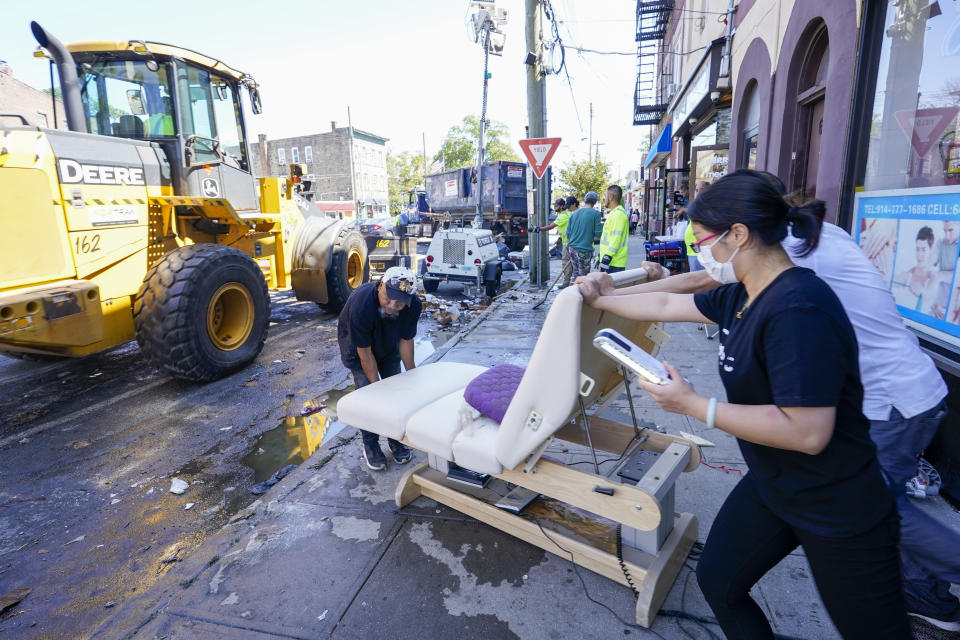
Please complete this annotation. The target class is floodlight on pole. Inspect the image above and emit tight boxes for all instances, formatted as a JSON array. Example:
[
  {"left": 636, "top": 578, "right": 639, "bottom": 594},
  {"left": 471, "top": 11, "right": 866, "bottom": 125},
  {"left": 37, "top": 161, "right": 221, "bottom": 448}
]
[{"left": 469, "top": 1, "right": 508, "bottom": 228}]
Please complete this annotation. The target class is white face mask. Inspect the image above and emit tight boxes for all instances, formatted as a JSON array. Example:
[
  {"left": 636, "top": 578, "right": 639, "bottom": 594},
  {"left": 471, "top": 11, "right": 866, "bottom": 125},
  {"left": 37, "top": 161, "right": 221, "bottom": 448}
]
[{"left": 698, "top": 230, "right": 740, "bottom": 284}]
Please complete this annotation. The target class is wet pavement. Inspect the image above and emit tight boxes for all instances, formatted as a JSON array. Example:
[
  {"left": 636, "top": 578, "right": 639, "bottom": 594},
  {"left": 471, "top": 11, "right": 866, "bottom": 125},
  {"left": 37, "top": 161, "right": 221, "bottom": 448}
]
[
  {"left": 4, "top": 239, "right": 957, "bottom": 639},
  {"left": 0, "top": 270, "right": 516, "bottom": 639}
]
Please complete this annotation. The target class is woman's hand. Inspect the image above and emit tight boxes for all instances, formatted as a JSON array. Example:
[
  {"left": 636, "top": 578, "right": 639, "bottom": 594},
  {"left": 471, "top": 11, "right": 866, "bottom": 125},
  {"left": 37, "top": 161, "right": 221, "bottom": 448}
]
[
  {"left": 577, "top": 277, "right": 603, "bottom": 305},
  {"left": 641, "top": 261, "right": 669, "bottom": 281},
  {"left": 636, "top": 362, "right": 700, "bottom": 415}
]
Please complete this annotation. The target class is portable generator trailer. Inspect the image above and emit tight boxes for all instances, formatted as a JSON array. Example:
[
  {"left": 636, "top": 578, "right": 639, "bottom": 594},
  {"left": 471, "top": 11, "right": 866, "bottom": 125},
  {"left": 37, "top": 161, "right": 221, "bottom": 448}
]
[{"left": 0, "top": 23, "right": 369, "bottom": 381}]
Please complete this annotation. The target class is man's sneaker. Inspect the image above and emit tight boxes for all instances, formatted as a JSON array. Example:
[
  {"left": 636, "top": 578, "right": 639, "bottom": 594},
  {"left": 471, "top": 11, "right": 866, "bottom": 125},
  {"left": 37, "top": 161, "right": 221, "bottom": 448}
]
[
  {"left": 389, "top": 441, "right": 412, "bottom": 465},
  {"left": 906, "top": 476, "right": 928, "bottom": 499},
  {"left": 362, "top": 442, "right": 386, "bottom": 471},
  {"left": 908, "top": 610, "right": 960, "bottom": 632}
]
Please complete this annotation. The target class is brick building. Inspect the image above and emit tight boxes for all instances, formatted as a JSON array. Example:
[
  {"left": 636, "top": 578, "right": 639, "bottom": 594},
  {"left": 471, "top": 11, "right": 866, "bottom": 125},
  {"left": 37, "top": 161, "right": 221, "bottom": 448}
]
[
  {"left": 250, "top": 123, "right": 389, "bottom": 218},
  {"left": 0, "top": 61, "right": 66, "bottom": 129}
]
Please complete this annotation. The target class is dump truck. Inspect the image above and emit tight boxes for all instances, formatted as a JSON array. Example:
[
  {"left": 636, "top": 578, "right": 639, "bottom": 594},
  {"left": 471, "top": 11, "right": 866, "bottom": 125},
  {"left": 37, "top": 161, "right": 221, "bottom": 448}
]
[
  {"left": 421, "top": 161, "right": 531, "bottom": 251},
  {"left": 0, "top": 23, "right": 369, "bottom": 381}
]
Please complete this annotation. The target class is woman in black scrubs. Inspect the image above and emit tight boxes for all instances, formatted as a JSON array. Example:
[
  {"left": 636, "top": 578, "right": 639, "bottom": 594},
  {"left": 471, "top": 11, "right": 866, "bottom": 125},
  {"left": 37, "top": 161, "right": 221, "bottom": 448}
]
[{"left": 578, "top": 170, "right": 909, "bottom": 639}]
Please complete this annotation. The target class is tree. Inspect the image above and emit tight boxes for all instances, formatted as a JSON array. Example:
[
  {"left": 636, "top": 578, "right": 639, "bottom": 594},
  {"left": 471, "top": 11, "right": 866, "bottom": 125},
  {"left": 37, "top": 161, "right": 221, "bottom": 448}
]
[
  {"left": 387, "top": 151, "right": 426, "bottom": 213},
  {"left": 556, "top": 156, "right": 613, "bottom": 201},
  {"left": 434, "top": 115, "right": 521, "bottom": 169}
]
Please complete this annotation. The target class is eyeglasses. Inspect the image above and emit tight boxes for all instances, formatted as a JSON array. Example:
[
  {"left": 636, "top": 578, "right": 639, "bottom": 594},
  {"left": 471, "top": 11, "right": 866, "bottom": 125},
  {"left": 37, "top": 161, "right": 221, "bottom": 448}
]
[{"left": 690, "top": 231, "right": 724, "bottom": 254}]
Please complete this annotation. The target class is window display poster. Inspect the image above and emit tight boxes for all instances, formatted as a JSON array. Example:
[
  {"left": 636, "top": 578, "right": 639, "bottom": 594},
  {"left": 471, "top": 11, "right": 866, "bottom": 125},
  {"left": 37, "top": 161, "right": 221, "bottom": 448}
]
[
  {"left": 855, "top": 187, "right": 960, "bottom": 346},
  {"left": 694, "top": 149, "right": 729, "bottom": 184}
]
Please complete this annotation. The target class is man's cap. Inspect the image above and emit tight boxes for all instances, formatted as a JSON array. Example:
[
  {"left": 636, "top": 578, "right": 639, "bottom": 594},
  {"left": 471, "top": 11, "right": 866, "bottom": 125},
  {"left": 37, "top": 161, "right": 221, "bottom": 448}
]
[
  {"left": 554, "top": 198, "right": 566, "bottom": 208},
  {"left": 381, "top": 266, "right": 417, "bottom": 304},
  {"left": 565, "top": 196, "right": 580, "bottom": 208},
  {"left": 584, "top": 191, "right": 599, "bottom": 204}
]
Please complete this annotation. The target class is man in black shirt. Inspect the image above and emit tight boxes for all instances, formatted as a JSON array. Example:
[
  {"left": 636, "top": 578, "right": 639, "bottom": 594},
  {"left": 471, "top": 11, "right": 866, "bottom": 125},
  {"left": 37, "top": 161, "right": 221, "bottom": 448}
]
[{"left": 337, "top": 266, "right": 422, "bottom": 470}]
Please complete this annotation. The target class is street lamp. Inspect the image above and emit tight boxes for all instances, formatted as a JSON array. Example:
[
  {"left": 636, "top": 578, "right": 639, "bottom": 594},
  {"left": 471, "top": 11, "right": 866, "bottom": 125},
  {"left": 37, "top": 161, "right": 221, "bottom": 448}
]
[{"left": 469, "top": 1, "right": 508, "bottom": 228}]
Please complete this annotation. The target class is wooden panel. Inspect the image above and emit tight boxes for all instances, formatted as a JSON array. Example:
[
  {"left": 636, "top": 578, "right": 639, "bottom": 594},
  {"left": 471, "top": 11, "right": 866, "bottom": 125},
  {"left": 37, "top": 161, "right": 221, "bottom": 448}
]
[
  {"left": 395, "top": 461, "right": 428, "bottom": 507},
  {"left": 496, "top": 458, "right": 661, "bottom": 531},
  {"left": 411, "top": 471, "right": 649, "bottom": 589},
  {"left": 635, "top": 512, "right": 698, "bottom": 627}
]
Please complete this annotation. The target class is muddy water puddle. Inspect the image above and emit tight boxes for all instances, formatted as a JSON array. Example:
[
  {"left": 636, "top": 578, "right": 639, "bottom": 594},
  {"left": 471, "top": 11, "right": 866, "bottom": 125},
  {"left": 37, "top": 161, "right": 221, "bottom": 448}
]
[
  {"left": 243, "top": 387, "right": 354, "bottom": 483},
  {"left": 244, "top": 337, "right": 440, "bottom": 483}
]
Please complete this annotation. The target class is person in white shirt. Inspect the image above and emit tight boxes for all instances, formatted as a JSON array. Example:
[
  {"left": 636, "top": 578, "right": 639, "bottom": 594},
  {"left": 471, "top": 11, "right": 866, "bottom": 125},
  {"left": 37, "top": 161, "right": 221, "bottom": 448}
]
[
  {"left": 578, "top": 172, "right": 960, "bottom": 632},
  {"left": 673, "top": 210, "right": 689, "bottom": 241}
]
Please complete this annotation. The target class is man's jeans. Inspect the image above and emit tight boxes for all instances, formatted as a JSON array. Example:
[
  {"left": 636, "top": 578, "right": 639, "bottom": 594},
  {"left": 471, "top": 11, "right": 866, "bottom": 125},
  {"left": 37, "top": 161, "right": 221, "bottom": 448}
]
[
  {"left": 870, "top": 399, "right": 960, "bottom": 616},
  {"left": 350, "top": 361, "right": 402, "bottom": 450}
]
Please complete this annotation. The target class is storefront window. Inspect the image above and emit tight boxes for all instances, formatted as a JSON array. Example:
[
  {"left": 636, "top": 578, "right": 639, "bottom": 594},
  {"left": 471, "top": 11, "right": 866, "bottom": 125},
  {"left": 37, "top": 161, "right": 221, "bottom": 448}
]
[
  {"left": 691, "top": 121, "right": 717, "bottom": 148},
  {"left": 741, "top": 81, "right": 760, "bottom": 170},
  {"left": 857, "top": 0, "right": 960, "bottom": 348}
]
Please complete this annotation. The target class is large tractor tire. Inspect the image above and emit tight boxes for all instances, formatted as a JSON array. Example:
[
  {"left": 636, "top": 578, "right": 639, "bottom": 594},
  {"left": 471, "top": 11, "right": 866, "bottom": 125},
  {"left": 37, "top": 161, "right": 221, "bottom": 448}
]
[
  {"left": 133, "top": 244, "right": 270, "bottom": 382},
  {"left": 319, "top": 229, "right": 368, "bottom": 313}
]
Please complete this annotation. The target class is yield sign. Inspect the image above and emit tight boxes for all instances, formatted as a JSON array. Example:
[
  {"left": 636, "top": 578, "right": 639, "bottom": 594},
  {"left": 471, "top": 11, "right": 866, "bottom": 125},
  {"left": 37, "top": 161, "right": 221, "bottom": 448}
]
[
  {"left": 894, "top": 107, "right": 959, "bottom": 157},
  {"left": 519, "top": 137, "right": 562, "bottom": 179}
]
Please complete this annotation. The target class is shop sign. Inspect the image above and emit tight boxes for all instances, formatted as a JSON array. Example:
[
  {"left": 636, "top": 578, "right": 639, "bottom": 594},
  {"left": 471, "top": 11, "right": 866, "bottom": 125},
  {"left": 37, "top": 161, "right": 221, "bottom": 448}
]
[
  {"left": 854, "top": 186, "right": 960, "bottom": 348},
  {"left": 694, "top": 149, "right": 729, "bottom": 183},
  {"left": 673, "top": 63, "right": 710, "bottom": 130}
]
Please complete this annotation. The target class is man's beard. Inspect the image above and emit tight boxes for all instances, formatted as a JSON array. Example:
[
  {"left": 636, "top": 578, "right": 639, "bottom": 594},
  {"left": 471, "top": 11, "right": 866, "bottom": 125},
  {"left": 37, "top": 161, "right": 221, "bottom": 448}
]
[{"left": 378, "top": 307, "right": 399, "bottom": 320}]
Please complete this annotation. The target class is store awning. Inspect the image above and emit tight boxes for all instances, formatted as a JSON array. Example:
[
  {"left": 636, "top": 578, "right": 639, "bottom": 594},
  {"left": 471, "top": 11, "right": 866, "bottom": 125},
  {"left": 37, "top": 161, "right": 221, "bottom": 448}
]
[
  {"left": 644, "top": 124, "right": 673, "bottom": 167},
  {"left": 314, "top": 200, "right": 354, "bottom": 213}
]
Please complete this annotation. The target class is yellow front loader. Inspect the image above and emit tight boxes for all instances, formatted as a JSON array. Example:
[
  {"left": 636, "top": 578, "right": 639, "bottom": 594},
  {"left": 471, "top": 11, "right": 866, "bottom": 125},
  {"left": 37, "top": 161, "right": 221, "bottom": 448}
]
[{"left": 0, "top": 22, "right": 369, "bottom": 381}]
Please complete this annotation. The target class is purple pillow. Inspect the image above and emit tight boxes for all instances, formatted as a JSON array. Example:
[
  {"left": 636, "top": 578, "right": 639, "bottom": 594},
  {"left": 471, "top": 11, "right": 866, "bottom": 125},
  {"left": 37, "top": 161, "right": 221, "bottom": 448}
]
[{"left": 463, "top": 364, "right": 526, "bottom": 423}]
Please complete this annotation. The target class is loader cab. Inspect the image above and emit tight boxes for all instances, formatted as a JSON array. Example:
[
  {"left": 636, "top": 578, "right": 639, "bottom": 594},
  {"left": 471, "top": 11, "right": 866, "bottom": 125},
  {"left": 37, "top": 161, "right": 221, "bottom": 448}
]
[{"left": 69, "top": 44, "right": 261, "bottom": 211}]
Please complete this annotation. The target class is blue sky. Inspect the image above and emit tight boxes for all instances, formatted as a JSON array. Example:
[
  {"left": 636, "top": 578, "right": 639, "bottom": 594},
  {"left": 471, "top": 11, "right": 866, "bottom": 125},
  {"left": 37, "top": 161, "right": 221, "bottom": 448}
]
[{"left": 3, "top": 0, "right": 648, "bottom": 178}]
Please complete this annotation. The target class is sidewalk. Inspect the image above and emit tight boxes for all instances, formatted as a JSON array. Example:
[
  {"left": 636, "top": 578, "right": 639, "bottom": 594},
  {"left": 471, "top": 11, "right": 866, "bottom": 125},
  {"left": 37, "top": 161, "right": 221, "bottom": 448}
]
[{"left": 97, "top": 234, "right": 960, "bottom": 640}]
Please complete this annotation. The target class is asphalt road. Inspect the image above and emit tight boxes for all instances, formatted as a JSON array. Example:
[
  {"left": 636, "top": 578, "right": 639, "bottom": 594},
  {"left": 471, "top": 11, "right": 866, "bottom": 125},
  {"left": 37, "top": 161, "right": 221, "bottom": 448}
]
[{"left": 0, "top": 275, "right": 503, "bottom": 639}]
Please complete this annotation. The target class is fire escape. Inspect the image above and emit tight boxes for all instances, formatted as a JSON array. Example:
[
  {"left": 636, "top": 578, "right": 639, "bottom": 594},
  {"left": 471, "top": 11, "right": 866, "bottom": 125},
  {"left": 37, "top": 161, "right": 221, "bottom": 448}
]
[{"left": 633, "top": 0, "right": 674, "bottom": 126}]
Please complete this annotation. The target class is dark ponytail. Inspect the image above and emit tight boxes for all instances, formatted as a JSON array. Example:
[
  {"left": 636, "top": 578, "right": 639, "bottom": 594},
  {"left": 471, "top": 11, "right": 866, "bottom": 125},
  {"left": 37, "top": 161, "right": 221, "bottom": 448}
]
[
  {"left": 785, "top": 202, "right": 825, "bottom": 257},
  {"left": 688, "top": 169, "right": 823, "bottom": 257}
]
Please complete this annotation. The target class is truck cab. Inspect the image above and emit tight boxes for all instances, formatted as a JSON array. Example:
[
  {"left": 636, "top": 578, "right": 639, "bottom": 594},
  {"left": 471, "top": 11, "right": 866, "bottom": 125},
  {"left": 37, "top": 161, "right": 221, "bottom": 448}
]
[
  {"left": 421, "top": 228, "right": 502, "bottom": 297},
  {"left": 65, "top": 38, "right": 263, "bottom": 212}
]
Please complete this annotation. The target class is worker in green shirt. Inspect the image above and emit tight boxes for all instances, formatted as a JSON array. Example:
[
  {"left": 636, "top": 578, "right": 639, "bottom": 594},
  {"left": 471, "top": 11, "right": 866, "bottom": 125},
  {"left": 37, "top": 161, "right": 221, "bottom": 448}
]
[
  {"left": 565, "top": 191, "right": 603, "bottom": 280},
  {"left": 597, "top": 185, "right": 629, "bottom": 273},
  {"left": 535, "top": 198, "right": 572, "bottom": 287}
]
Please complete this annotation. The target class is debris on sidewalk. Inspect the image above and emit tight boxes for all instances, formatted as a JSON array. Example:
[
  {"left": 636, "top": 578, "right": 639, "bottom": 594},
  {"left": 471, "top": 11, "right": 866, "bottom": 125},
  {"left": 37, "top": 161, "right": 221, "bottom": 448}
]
[
  {"left": 300, "top": 403, "right": 325, "bottom": 416},
  {"left": 433, "top": 307, "right": 460, "bottom": 325},
  {"left": 0, "top": 588, "right": 30, "bottom": 615},
  {"left": 184, "top": 502, "right": 195, "bottom": 510},
  {"left": 250, "top": 463, "right": 298, "bottom": 495},
  {"left": 169, "top": 478, "right": 189, "bottom": 495}
]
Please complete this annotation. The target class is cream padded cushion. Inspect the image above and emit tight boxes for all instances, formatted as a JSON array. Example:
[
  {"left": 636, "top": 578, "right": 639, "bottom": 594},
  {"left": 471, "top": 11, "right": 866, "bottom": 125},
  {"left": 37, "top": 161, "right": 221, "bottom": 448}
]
[
  {"left": 337, "top": 362, "right": 487, "bottom": 439},
  {"left": 404, "top": 391, "right": 471, "bottom": 460},
  {"left": 495, "top": 286, "right": 582, "bottom": 469},
  {"left": 451, "top": 418, "right": 503, "bottom": 475}
]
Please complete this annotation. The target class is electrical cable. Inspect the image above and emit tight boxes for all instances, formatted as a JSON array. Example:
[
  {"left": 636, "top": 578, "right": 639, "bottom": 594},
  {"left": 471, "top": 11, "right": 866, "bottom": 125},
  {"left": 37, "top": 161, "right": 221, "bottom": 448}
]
[{"left": 533, "top": 518, "right": 669, "bottom": 639}]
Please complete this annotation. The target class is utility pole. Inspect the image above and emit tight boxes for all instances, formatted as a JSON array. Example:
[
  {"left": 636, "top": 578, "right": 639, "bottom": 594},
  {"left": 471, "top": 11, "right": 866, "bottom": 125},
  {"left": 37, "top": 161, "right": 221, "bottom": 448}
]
[
  {"left": 474, "top": 24, "right": 491, "bottom": 229},
  {"left": 594, "top": 140, "right": 605, "bottom": 161},
  {"left": 347, "top": 106, "right": 360, "bottom": 219},
  {"left": 526, "top": 0, "right": 549, "bottom": 286},
  {"left": 422, "top": 132, "right": 427, "bottom": 187},
  {"left": 588, "top": 102, "right": 593, "bottom": 163}
]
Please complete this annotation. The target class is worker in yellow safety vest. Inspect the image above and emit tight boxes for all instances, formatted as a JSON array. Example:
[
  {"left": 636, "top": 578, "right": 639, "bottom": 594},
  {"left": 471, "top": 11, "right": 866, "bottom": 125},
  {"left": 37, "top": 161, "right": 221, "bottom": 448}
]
[
  {"left": 534, "top": 198, "right": 573, "bottom": 287},
  {"left": 597, "top": 185, "right": 629, "bottom": 273}
]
